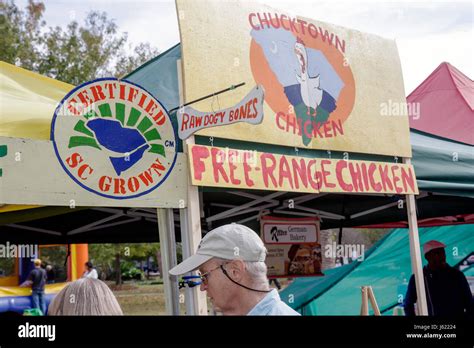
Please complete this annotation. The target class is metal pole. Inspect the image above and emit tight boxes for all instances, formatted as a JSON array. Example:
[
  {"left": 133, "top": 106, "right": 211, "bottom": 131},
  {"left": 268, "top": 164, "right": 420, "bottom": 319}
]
[
  {"left": 157, "top": 208, "right": 180, "bottom": 315},
  {"left": 404, "top": 158, "right": 428, "bottom": 315},
  {"left": 179, "top": 208, "right": 197, "bottom": 315},
  {"left": 168, "top": 82, "right": 245, "bottom": 113}
]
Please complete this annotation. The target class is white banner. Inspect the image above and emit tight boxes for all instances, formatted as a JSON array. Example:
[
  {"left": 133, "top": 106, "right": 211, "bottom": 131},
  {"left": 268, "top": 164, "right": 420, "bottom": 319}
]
[{"left": 262, "top": 221, "right": 319, "bottom": 244}]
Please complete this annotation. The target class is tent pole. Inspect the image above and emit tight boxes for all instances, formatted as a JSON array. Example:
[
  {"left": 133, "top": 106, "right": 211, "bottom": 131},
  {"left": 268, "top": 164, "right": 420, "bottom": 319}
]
[
  {"left": 404, "top": 158, "right": 428, "bottom": 315},
  {"left": 157, "top": 208, "right": 180, "bottom": 315},
  {"left": 337, "top": 196, "right": 345, "bottom": 264},
  {"left": 179, "top": 208, "right": 197, "bottom": 314},
  {"left": 177, "top": 58, "right": 208, "bottom": 315}
]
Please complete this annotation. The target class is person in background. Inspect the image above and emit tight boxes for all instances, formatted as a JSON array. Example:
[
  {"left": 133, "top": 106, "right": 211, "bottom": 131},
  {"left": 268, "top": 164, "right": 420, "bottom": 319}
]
[
  {"left": 404, "top": 240, "right": 473, "bottom": 317},
  {"left": 48, "top": 278, "right": 123, "bottom": 315},
  {"left": 45, "top": 264, "right": 55, "bottom": 284},
  {"left": 82, "top": 261, "right": 98, "bottom": 279},
  {"left": 22, "top": 259, "right": 47, "bottom": 315}
]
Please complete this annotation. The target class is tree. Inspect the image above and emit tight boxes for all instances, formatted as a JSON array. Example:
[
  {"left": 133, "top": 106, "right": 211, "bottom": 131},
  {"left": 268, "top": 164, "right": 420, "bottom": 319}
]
[
  {"left": 114, "top": 42, "right": 160, "bottom": 78},
  {"left": 0, "top": 0, "right": 160, "bottom": 85},
  {"left": 88, "top": 243, "right": 116, "bottom": 280},
  {"left": 0, "top": 0, "right": 45, "bottom": 71},
  {"left": 89, "top": 243, "right": 162, "bottom": 284},
  {"left": 361, "top": 228, "right": 389, "bottom": 247},
  {"left": 88, "top": 243, "right": 124, "bottom": 284}
]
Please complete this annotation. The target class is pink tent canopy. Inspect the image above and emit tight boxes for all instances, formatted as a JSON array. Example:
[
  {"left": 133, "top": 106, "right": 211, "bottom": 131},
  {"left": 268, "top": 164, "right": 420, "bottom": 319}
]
[
  {"left": 407, "top": 62, "right": 474, "bottom": 145},
  {"left": 357, "top": 63, "right": 474, "bottom": 229}
]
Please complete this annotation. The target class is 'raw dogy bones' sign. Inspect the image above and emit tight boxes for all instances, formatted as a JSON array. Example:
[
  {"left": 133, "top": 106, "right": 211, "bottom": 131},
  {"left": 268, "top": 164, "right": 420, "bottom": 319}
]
[
  {"left": 189, "top": 144, "right": 419, "bottom": 194},
  {"left": 177, "top": 85, "right": 264, "bottom": 139}
]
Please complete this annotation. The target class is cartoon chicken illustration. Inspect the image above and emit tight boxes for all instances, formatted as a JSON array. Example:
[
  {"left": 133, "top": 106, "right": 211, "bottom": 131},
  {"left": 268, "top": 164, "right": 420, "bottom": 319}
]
[{"left": 294, "top": 37, "right": 323, "bottom": 116}]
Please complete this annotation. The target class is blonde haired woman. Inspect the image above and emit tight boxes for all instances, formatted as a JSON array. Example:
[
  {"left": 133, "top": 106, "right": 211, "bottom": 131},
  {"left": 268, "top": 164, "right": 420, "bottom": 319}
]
[{"left": 48, "top": 278, "right": 123, "bottom": 315}]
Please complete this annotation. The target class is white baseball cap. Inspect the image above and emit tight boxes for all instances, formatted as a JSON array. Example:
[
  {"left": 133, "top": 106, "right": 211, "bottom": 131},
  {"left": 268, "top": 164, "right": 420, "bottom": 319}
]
[
  {"left": 169, "top": 223, "right": 267, "bottom": 276},
  {"left": 423, "top": 240, "right": 446, "bottom": 255}
]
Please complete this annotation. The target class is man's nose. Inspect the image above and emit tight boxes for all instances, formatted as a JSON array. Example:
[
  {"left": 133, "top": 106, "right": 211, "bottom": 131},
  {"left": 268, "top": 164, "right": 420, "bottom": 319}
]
[{"left": 200, "top": 282, "right": 207, "bottom": 291}]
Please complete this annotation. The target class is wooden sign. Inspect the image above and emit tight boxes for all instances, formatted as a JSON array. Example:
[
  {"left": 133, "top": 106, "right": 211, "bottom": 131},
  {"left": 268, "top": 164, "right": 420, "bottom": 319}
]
[
  {"left": 176, "top": 0, "right": 412, "bottom": 157},
  {"left": 51, "top": 78, "right": 179, "bottom": 201},
  {"left": 0, "top": 136, "right": 187, "bottom": 208},
  {"left": 188, "top": 144, "right": 418, "bottom": 194}
]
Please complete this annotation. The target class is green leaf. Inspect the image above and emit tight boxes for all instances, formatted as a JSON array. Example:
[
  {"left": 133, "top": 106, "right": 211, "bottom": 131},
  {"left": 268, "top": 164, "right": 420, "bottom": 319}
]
[
  {"left": 149, "top": 144, "right": 166, "bottom": 157},
  {"left": 68, "top": 136, "right": 101, "bottom": 149},
  {"left": 144, "top": 129, "right": 161, "bottom": 142},
  {"left": 73, "top": 120, "right": 94, "bottom": 137}
]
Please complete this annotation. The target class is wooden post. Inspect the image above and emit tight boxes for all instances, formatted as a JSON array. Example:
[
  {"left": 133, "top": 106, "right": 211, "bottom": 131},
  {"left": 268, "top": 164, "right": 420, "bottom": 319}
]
[
  {"left": 361, "top": 286, "right": 381, "bottom": 315},
  {"left": 367, "top": 286, "right": 381, "bottom": 316},
  {"left": 403, "top": 158, "right": 428, "bottom": 315},
  {"left": 360, "top": 286, "right": 369, "bottom": 315},
  {"left": 177, "top": 59, "right": 208, "bottom": 315}
]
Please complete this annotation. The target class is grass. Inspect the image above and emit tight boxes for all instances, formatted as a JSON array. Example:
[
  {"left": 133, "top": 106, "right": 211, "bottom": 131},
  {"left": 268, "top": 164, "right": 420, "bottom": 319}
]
[
  {"left": 109, "top": 280, "right": 190, "bottom": 315},
  {"left": 108, "top": 281, "right": 167, "bottom": 315},
  {"left": 109, "top": 278, "right": 288, "bottom": 315}
]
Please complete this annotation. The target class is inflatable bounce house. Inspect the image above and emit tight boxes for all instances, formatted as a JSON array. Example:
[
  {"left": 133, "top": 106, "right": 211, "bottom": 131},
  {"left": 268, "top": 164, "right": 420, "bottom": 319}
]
[{"left": 0, "top": 244, "right": 88, "bottom": 314}]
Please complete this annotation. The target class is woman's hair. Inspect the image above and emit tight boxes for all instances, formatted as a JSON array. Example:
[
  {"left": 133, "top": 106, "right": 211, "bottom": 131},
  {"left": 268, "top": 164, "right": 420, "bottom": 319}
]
[
  {"left": 85, "top": 261, "right": 93, "bottom": 269},
  {"left": 48, "top": 278, "right": 123, "bottom": 315}
]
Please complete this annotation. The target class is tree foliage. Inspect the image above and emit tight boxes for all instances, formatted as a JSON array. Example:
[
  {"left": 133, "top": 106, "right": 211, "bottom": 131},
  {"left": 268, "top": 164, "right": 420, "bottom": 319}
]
[
  {"left": 89, "top": 243, "right": 161, "bottom": 284},
  {"left": 0, "top": 0, "right": 160, "bottom": 85}
]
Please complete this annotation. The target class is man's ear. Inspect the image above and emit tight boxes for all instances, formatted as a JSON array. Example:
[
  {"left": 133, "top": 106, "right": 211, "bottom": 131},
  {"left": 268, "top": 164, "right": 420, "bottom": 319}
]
[{"left": 227, "top": 259, "right": 245, "bottom": 280}]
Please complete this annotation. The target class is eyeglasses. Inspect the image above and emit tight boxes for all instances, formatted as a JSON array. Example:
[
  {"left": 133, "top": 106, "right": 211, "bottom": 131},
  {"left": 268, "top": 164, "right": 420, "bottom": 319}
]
[{"left": 198, "top": 263, "right": 227, "bottom": 285}]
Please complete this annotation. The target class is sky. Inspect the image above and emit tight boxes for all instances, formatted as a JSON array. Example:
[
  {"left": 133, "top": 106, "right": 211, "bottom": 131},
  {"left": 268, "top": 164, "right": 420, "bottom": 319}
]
[{"left": 16, "top": 0, "right": 473, "bottom": 94}]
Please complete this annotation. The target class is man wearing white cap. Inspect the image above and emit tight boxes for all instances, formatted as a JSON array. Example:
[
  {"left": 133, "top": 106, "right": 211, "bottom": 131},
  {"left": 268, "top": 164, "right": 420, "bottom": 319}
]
[
  {"left": 169, "top": 223, "right": 300, "bottom": 315},
  {"left": 404, "top": 240, "right": 472, "bottom": 317}
]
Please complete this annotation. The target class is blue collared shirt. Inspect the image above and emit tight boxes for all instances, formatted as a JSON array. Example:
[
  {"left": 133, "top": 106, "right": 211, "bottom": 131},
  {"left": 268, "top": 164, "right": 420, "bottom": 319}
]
[{"left": 247, "top": 289, "right": 300, "bottom": 316}]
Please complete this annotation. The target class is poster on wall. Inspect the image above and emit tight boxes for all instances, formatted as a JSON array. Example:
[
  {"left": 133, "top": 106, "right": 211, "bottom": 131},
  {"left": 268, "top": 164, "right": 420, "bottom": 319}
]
[
  {"left": 176, "top": 0, "right": 412, "bottom": 157},
  {"left": 261, "top": 216, "right": 323, "bottom": 278}
]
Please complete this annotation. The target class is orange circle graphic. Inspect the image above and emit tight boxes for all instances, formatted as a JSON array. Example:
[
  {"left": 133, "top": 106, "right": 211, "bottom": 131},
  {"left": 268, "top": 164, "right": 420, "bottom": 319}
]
[{"left": 250, "top": 23, "right": 355, "bottom": 136}]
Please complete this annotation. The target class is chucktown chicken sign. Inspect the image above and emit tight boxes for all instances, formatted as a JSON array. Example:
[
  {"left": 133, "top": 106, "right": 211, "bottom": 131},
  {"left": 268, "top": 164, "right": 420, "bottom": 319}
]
[{"left": 176, "top": 0, "right": 412, "bottom": 157}]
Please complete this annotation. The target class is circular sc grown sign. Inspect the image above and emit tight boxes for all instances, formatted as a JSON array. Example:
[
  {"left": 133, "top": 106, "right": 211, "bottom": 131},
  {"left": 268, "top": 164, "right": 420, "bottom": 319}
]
[{"left": 51, "top": 78, "right": 177, "bottom": 199}]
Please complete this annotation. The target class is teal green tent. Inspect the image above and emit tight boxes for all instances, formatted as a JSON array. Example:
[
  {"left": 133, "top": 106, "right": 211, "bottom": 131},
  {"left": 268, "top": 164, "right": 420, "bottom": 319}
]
[
  {"left": 280, "top": 224, "right": 474, "bottom": 315},
  {"left": 123, "top": 44, "right": 474, "bottom": 230},
  {"left": 1, "top": 45, "right": 473, "bottom": 242},
  {"left": 125, "top": 44, "right": 474, "bottom": 197}
]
